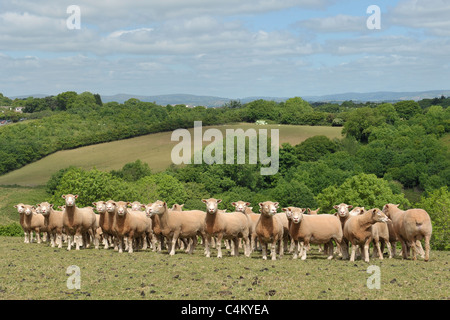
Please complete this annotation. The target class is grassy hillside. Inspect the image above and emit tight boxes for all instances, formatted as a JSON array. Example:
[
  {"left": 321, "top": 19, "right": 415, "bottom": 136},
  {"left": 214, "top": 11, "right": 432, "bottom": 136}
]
[
  {"left": 0, "top": 124, "right": 342, "bottom": 186},
  {"left": 0, "top": 186, "right": 47, "bottom": 225},
  {"left": 0, "top": 236, "right": 448, "bottom": 300}
]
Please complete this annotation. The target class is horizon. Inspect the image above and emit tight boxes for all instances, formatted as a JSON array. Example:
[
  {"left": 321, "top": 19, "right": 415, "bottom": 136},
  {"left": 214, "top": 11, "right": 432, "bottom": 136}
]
[{"left": 1, "top": 0, "right": 449, "bottom": 98}]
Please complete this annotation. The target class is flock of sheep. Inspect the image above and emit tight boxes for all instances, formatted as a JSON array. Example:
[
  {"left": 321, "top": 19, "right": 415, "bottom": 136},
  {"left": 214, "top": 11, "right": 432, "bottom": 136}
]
[{"left": 14, "top": 194, "right": 433, "bottom": 262}]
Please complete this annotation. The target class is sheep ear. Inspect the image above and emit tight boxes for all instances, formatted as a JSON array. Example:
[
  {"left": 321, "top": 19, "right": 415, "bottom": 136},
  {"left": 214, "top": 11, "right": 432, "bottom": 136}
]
[
  {"left": 216, "top": 199, "right": 222, "bottom": 204},
  {"left": 14, "top": 205, "right": 18, "bottom": 208},
  {"left": 62, "top": 195, "right": 66, "bottom": 199},
  {"left": 347, "top": 205, "right": 353, "bottom": 209},
  {"left": 274, "top": 202, "right": 279, "bottom": 208},
  {"left": 317, "top": 208, "right": 320, "bottom": 212},
  {"left": 307, "top": 208, "right": 311, "bottom": 213},
  {"left": 180, "top": 204, "right": 184, "bottom": 208},
  {"left": 282, "top": 208, "right": 288, "bottom": 212},
  {"left": 74, "top": 195, "right": 79, "bottom": 199},
  {"left": 258, "top": 202, "right": 263, "bottom": 208},
  {"left": 92, "top": 202, "right": 97, "bottom": 206},
  {"left": 201, "top": 199, "right": 207, "bottom": 203},
  {"left": 231, "top": 202, "right": 236, "bottom": 206},
  {"left": 333, "top": 205, "right": 338, "bottom": 209},
  {"left": 245, "top": 202, "right": 251, "bottom": 206}
]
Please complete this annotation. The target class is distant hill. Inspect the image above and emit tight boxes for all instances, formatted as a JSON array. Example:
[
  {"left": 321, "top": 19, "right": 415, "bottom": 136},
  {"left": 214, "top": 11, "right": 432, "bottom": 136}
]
[{"left": 10, "top": 90, "right": 450, "bottom": 107}]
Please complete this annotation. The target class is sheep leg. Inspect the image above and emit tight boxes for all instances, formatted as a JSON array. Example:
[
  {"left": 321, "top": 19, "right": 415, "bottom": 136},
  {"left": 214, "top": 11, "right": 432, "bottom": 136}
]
[
  {"left": 385, "top": 241, "right": 392, "bottom": 258},
  {"left": 327, "top": 240, "right": 334, "bottom": 260},
  {"left": 36, "top": 230, "right": 42, "bottom": 244},
  {"left": 233, "top": 238, "right": 240, "bottom": 257},
  {"left": 57, "top": 233, "right": 63, "bottom": 248},
  {"left": 67, "top": 235, "right": 72, "bottom": 251},
  {"left": 416, "top": 240, "right": 425, "bottom": 258},
  {"left": 364, "top": 242, "right": 370, "bottom": 263},
  {"left": 301, "top": 240, "right": 308, "bottom": 260},
  {"left": 271, "top": 237, "right": 278, "bottom": 261},
  {"left": 350, "top": 243, "right": 357, "bottom": 262},
  {"left": 424, "top": 235, "right": 430, "bottom": 262},
  {"left": 410, "top": 240, "right": 417, "bottom": 260},
  {"left": 375, "top": 240, "right": 383, "bottom": 260},
  {"left": 262, "top": 241, "right": 268, "bottom": 260},
  {"left": 293, "top": 240, "right": 299, "bottom": 259},
  {"left": 217, "top": 234, "right": 224, "bottom": 258}
]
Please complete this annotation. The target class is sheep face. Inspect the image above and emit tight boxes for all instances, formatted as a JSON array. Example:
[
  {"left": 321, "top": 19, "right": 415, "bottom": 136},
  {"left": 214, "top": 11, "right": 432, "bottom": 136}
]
[
  {"left": 115, "top": 202, "right": 130, "bottom": 217},
  {"left": 130, "top": 201, "right": 142, "bottom": 211},
  {"left": 94, "top": 201, "right": 107, "bottom": 214},
  {"left": 14, "top": 204, "right": 25, "bottom": 214},
  {"left": 370, "top": 208, "right": 390, "bottom": 223},
  {"left": 259, "top": 201, "right": 279, "bottom": 216},
  {"left": 282, "top": 207, "right": 297, "bottom": 220},
  {"left": 290, "top": 208, "right": 306, "bottom": 224},
  {"left": 23, "top": 205, "right": 35, "bottom": 216},
  {"left": 106, "top": 200, "right": 116, "bottom": 213},
  {"left": 149, "top": 200, "right": 167, "bottom": 216},
  {"left": 38, "top": 202, "right": 53, "bottom": 216},
  {"left": 143, "top": 203, "right": 153, "bottom": 217},
  {"left": 202, "top": 198, "right": 222, "bottom": 215},
  {"left": 232, "top": 201, "right": 251, "bottom": 213},
  {"left": 62, "top": 194, "right": 78, "bottom": 207},
  {"left": 333, "top": 203, "right": 353, "bottom": 218}
]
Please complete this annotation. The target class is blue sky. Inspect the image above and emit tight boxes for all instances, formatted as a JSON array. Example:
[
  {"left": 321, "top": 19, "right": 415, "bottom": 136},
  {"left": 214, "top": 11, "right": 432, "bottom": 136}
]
[{"left": 0, "top": 0, "right": 449, "bottom": 99}]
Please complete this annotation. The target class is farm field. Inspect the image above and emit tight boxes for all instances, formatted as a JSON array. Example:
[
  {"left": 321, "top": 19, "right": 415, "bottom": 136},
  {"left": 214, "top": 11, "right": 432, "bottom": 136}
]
[
  {"left": 0, "top": 123, "right": 342, "bottom": 187},
  {"left": 0, "top": 236, "right": 448, "bottom": 300}
]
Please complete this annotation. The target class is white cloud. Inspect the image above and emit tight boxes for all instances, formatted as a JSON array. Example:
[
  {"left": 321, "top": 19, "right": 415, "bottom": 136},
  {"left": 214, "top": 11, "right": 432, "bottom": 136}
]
[
  {"left": 297, "top": 14, "right": 367, "bottom": 33},
  {"left": 388, "top": 0, "right": 450, "bottom": 36}
]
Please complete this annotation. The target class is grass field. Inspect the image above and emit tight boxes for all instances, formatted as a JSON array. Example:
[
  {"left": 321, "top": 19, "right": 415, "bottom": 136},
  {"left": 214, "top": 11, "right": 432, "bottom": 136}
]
[
  {"left": 0, "top": 186, "right": 47, "bottom": 225},
  {"left": 0, "top": 236, "right": 448, "bottom": 300},
  {"left": 0, "top": 123, "right": 342, "bottom": 186}
]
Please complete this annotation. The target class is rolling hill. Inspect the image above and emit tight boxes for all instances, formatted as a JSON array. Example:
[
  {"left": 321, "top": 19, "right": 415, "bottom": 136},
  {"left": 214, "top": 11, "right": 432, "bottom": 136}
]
[{"left": 0, "top": 123, "right": 342, "bottom": 186}]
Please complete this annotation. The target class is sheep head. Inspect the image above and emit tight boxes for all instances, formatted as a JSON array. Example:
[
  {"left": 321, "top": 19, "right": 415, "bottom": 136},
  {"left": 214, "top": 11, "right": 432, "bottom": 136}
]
[
  {"left": 259, "top": 201, "right": 279, "bottom": 216},
  {"left": 62, "top": 194, "right": 78, "bottom": 207},
  {"left": 232, "top": 201, "right": 251, "bottom": 213},
  {"left": 333, "top": 203, "right": 353, "bottom": 218},
  {"left": 290, "top": 208, "right": 306, "bottom": 224},
  {"left": 37, "top": 202, "right": 53, "bottom": 216},
  {"left": 202, "top": 198, "right": 222, "bottom": 215}
]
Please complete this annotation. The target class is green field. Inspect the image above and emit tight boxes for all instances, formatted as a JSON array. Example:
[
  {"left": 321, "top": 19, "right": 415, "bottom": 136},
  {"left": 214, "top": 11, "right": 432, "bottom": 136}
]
[
  {"left": 0, "top": 123, "right": 342, "bottom": 186},
  {"left": 0, "top": 236, "right": 448, "bottom": 300}
]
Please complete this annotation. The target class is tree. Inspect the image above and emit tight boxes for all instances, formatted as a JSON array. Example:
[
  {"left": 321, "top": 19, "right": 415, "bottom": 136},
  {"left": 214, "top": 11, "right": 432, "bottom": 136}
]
[
  {"left": 342, "top": 107, "right": 384, "bottom": 143},
  {"left": 394, "top": 100, "right": 422, "bottom": 120},
  {"left": 416, "top": 187, "right": 450, "bottom": 250},
  {"left": 295, "top": 135, "right": 337, "bottom": 162},
  {"left": 316, "top": 173, "right": 409, "bottom": 213},
  {"left": 110, "top": 160, "right": 152, "bottom": 182}
]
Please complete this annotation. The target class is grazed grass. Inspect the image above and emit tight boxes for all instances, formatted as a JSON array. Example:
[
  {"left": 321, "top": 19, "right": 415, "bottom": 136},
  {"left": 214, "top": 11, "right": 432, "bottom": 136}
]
[
  {"left": 0, "top": 236, "right": 448, "bottom": 300},
  {"left": 0, "top": 124, "right": 342, "bottom": 186}
]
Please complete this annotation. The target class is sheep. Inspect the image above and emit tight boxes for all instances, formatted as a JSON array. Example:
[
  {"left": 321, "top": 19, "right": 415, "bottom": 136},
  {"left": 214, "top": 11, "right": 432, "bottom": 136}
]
[
  {"left": 130, "top": 201, "right": 144, "bottom": 211},
  {"left": 171, "top": 203, "right": 184, "bottom": 211},
  {"left": 36, "top": 202, "right": 64, "bottom": 248},
  {"left": 307, "top": 208, "right": 320, "bottom": 215},
  {"left": 147, "top": 200, "right": 207, "bottom": 256},
  {"left": 371, "top": 219, "right": 392, "bottom": 259},
  {"left": 202, "top": 198, "right": 251, "bottom": 258},
  {"left": 14, "top": 204, "right": 47, "bottom": 244},
  {"left": 93, "top": 200, "right": 117, "bottom": 249},
  {"left": 333, "top": 203, "right": 353, "bottom": 257},
  {"left": 143, "top": 202, "right": 166, "bottom": 252},
  {"left": 349, "top": 206, "right": 365, "bottom": 216},
  {"left": 111, "top": 201, "right": 152, "bottom": 253},
  {"left": 382, "top": 204, "right": 432, "bottom": 261},
  {"left": 255, "top": 201, "right": 289, "bottom": 260},
  {"left": 231, "top": 201, "right": 260, "bottom": 252},
  {"left": 349, "top": 206, "right": 392, "bottom": 259},
  {"left": 288, "top": 207, "right": 343, "bottom": 260},
  {"left": 62, "top": 194, "right": 97, "bottom": 251},
  {"left": 343, "top": 208, "right": 390, "bottom": 262}
]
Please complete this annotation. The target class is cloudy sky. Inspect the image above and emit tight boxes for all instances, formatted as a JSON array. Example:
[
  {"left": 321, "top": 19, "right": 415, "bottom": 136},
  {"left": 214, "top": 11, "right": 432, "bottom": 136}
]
[{"left": 0, "top": 0, "right": 449, "bottom": 98}]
